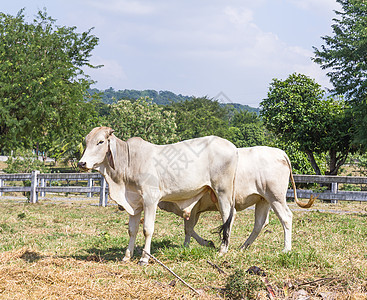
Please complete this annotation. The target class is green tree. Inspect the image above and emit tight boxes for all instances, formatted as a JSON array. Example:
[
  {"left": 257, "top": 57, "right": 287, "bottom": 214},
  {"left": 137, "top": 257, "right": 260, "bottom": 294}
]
[
  {"left": 271, "top": 140, "right": 327, "bottom": 175},
  {"left": 0, "top": 9, "right": 100, "bottom": 154},
  {"left": 5, "top": 149, "right": 48, "bottom": 174},
  {"left": 260, "top": 73, "right": 353, "bottom": 175},
  {"left": 231, "top": 109, "right": 260, "bottom": 127},
  {"left": 313, "top": 0, "right": 367, "bottom": 100},
  {"left": 228, "top": 123, "right": 267, "bottom": 148},
  {"left": 105, "top": 98, "right": 178, "bottom": 144},
  {"left": 166, "top": 97, "right": 231, "bottom": 140},
  {"left": 228, "top": 110, "right": 268, "bottom": 148},
  {"left": 313, "top": 1, "right": 367, "bottom": 146}
]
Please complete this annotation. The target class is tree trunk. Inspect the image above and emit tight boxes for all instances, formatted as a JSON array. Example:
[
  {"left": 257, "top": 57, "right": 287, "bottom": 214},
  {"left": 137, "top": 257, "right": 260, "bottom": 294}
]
[
  {"left": 328, "top": 149, "right": 338, "bottom": 175},
  {"left": 327, "top": 148, "right": 348, "bottom": 176},
  {"left": 305, "top": 150, "right": 321, "bottom": 175}
]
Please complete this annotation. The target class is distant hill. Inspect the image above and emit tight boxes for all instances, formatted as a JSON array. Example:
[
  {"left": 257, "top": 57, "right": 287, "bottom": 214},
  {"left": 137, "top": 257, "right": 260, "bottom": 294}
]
[
  {"left": 226, "top": 103, "right": 259, "bottom": 114},
  {"left": 88, "top": 88, "right": 192, "bottom": 105},
  {"left": 88, "top": 87, "right": 260, "bottom": 114}
]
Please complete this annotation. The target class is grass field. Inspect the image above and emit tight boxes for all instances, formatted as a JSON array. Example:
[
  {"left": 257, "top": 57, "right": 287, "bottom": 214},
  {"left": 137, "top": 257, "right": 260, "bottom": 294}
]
[{"left": 0, "top": 197, "right": 366, "bottom": 299}]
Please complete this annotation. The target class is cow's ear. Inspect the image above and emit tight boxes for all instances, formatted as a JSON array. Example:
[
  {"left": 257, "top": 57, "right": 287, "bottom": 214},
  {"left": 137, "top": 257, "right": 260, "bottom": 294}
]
[
  {"left": 107, "top": 138, "right": 116, "bottom": 170},
  {"left": 104, "top": 128, "right": 115, "bottom": 139},
  {"left": 108, "top": 128, "right": 115, "bottom": 136}
]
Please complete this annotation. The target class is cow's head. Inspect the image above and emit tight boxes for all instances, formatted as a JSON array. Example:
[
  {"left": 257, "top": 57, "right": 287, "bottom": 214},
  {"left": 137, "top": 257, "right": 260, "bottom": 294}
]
[{"left": 78, "top": 127, "right": 116, "bottom": 171}]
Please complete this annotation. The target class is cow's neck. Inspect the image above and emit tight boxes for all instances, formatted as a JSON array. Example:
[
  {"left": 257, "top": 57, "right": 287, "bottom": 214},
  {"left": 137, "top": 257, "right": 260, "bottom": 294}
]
[
  {"left": 97, "top": 138, "right": 136, "bottom": 215},
  {"left": 105, "top": 138, "right": 130, "bottom": 183}
]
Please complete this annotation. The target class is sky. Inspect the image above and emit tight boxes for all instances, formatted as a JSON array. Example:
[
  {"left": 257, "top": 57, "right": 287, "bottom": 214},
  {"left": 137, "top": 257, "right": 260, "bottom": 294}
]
[{"left": 2, "top": 0, "right": 341, "bottom": 107}]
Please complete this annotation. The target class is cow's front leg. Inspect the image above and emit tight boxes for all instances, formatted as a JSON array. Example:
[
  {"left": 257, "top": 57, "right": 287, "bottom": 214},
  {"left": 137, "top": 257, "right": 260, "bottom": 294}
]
[
  {"left": 139, "top": 203, "right": 157, "bottom": 265},
  {"left": 123, "top": 211, "right": 141, "bottom": 262}
]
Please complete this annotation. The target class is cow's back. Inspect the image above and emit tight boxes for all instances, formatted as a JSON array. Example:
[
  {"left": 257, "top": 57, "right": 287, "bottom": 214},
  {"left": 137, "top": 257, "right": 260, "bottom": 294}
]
[
  {"left": 234, "top": 146, "right": 290, "bottom": 210},
  {"left": 153, "top": 136, "right": 238, "bottom": 200}
]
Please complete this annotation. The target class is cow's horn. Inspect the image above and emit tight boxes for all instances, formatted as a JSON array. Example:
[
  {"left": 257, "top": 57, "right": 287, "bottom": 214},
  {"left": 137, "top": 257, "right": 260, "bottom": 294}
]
[{"left": 108, "top": 128, "right": 115, "bottom": 136}]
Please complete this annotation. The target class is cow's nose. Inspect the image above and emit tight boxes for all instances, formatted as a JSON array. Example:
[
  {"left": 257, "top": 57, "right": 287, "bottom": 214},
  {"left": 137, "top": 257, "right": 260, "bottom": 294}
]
[{"left": 77, "top": 161, "right": 86, "bottom": 169}]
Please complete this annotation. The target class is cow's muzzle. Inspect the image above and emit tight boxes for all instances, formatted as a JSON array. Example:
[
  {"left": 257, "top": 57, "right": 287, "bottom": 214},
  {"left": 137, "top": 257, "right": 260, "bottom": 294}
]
[{"left": 77, "top": 161, "right": 88, "bottom": 170}]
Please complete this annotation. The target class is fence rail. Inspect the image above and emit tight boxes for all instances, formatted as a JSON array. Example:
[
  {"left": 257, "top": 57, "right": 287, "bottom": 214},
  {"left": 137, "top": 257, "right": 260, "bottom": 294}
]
[
  {"left": 288, "top": 175, "right": 367, "bottom": 203},
  {"left": 0, "top": 171, "right": 108, "bottom": 206},
  {"left": 0, "top": 172, "right": 367, "bottom": 206}
]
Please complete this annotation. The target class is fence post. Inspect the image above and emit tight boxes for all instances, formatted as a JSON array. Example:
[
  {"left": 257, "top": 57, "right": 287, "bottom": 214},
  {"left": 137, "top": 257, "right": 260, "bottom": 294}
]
[
  {"left": 40, "top": 177, "right": 45, "bottom": 197},
  {"left": 87, "top": 178, "right": 93, "bottom": 197},
  {"left": 0, "top": 179, "right": 3, "bottom": 196},
  {"left": 99, "top": 175, "right": 107, "bottom": 207},
  {"left": 30, "top": 170, "right": 40, "bottom": 203},
  {"left": 331, "top": 182, "right": 338, "bottom": 204}
]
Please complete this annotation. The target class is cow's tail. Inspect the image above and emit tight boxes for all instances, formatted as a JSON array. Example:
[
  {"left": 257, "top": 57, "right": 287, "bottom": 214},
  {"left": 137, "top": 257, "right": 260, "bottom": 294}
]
[
  {"left": 218, "top": 205, "right": 235, "bottom": 247},
  {"left": 285, "top": 153, "right": 316, "bottom": 208}
]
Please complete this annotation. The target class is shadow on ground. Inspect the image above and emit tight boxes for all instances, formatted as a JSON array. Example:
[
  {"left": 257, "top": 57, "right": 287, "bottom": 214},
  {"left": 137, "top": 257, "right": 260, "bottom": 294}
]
[{"left": 70, "top": 238, "right": 180, "bottom": 262}]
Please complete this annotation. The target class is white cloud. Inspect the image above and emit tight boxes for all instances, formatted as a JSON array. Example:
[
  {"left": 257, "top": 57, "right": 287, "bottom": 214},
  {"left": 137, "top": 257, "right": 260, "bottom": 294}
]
[
  {"left": 87, "top": 57, "right": 128, "bottom": 88},
  {"left": 2, "top": 0, "right": 339, "bottom": 106},
  {"left": 224, "top": 6, "right": 254, "bottom": 26},
  {"left": 69, "top": 0, "right": 335, "bottom": 105}
]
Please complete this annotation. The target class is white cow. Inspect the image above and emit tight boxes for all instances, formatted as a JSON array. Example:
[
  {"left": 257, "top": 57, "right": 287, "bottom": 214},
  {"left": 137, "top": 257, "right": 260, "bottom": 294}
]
[
  {"left": 158, "top": 146, "right": 315, "bottom": 252},
  {"left": 78, "top": 127, "right": 238, "bottom": 265}
]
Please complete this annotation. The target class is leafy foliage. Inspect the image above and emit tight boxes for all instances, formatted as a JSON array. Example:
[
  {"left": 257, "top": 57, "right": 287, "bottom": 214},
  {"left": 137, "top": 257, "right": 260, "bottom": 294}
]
[
  {"left": 313, "top": 0, "right": 367, "bottom": 147},
  {"left": 166, "top": 97, "right": 231, "bottom": 140},
  {"left": 229, "top": 110, "right": 269, "bottom": 148},
  {"left": 225, "top": 269, "right": 264, "bottom": 299},
  {"left": 0, "top": 9, "right": 99, "bottom": 154},
  {"left": 269, "top": 140, "right": 327, "bottom": 175},
  {"left": 261, "top": 73, "right": 354, "bottom": 175},
  {"left": 313, "top": 0, "right": 367, "bottom": 101},
  {"left": 4, "top": 150, "right": 48, "bottom": 174},
  {"left": 105, "top": 98, "right": 178, "bottom": 144}
]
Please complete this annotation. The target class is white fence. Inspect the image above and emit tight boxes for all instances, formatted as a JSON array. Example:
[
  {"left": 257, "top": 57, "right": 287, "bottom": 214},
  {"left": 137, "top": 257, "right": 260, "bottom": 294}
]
[
  {"left": 288, "top": 174, "right": 367, "bottom": 203},
  {"left": 0, "top": 172, "right": 367, "bottom": 206},
  {"left": 0, "top": 171, "right": 108, "bottom": 206}
]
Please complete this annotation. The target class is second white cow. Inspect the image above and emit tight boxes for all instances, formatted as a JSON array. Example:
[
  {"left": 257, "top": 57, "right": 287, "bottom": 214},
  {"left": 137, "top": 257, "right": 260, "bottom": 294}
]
[{"left": 159, "top": 146, "right": 315, "bottom": 252}]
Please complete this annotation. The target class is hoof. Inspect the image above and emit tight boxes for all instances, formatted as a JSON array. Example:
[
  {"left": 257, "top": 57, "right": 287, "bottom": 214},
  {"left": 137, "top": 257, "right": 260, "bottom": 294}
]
[
  {"left": 122, "top": 257, "right": 130, "bottom": 263},
  {"left": 219, "top": 245, "right": 228, "bottom": 256},
  {"left": 207, "top": 241, "right": 215, "bottom": 248},
  {"left": 137, "top": 260, "right": 148, "bottom": 266}
]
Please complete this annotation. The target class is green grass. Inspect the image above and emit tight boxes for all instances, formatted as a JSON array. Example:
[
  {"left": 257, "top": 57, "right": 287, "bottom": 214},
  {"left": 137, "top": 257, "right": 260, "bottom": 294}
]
[{"left": 0, "top": 199, "right": 366, "bottom": 298}]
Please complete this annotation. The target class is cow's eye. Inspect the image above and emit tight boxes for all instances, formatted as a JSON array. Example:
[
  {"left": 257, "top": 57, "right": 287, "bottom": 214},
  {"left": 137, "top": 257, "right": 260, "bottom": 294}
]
[{"left": 97, "top": 140, "right": 104, "bottom": 145}]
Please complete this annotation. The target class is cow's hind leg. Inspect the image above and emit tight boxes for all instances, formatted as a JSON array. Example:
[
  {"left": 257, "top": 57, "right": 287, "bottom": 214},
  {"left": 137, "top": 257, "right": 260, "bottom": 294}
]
[
  {"left": 184, "top": 212, "right": 215, "bottom": 247},
  {"left": 270, "top": 200, "right": 293, "bottom": 252},
  {"left": 123, "top": 211, "right": 142, "bottom": 262},
  {"left": 239, "top": 199, "right": 270, "bottom": 250}
]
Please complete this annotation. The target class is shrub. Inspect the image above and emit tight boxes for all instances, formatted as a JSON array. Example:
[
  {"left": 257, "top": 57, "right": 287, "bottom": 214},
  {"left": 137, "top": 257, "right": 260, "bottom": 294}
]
[
  {"left": 225, "top": 269, "right": 264, "bottom": 299},
  {"left": 4, "top": 149, "right": 48, "bottom": 174}
]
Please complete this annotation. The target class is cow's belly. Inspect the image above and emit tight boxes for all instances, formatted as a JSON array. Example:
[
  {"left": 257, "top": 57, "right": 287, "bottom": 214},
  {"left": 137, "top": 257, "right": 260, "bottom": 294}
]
[
  {"left": 160, "top": 186, "right": 211, "bottom": 220},
  {"left": 160, "top": 186, "right": 209, "bottom": 202},
  {"left": 235, "top": 193, "right": 262, "bottom": 211}
]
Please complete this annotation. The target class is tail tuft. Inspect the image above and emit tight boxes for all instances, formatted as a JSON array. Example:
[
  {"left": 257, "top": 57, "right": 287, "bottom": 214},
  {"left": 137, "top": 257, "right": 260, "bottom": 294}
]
[
  {"left": 215, "top": 206, "right": 234, "bottom": 247},
  {"left": 296, "top": 194, "right": 317, "bottom": 208}
]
